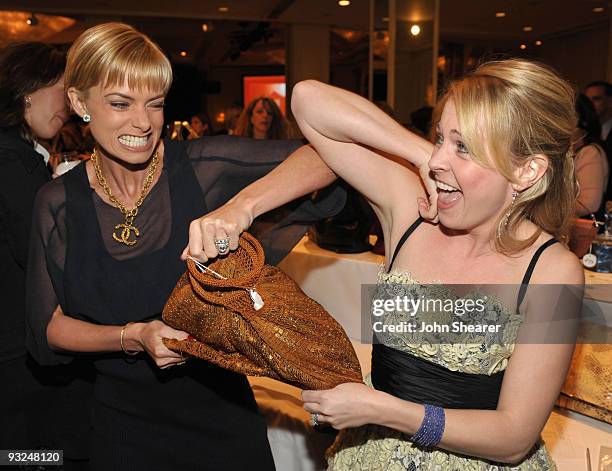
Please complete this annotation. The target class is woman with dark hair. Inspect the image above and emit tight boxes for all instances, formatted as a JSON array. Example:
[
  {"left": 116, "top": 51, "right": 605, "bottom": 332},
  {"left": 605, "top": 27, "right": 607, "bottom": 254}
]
[
  {"left": 574, "top": 93, "right": 609, "bottom": 217},
  {"left": 0, "top": 42, "right": 92, "bottom": 466},
  {"left": 188, "top": 112, "right": 213, "bottom": 138},
  {"left": 234, "top": 96, "right": 289, "bottom": 139}
]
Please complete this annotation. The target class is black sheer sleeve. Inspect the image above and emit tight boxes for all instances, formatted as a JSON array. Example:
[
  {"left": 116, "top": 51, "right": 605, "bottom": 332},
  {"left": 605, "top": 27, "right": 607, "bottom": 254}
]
[
  {"left": 185, "top": 136, "right": 346, "bottom": 264},
  {"left": 25, "top": 179, "right": 73, "bottom": 365}
]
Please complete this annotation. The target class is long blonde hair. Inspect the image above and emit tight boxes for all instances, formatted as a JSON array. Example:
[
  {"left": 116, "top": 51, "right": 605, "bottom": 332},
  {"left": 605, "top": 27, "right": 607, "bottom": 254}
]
[
  {"left": 65, "top": 22, "right": 172, "bottom": 94},
  {"left": 433, "top": 59, "right": 577, "bottom": 254}
]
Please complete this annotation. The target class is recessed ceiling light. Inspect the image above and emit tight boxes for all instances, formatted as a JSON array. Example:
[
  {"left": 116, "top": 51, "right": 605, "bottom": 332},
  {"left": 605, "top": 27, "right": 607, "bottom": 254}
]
[
  {"left": 410, "top": 24, "right": 421, "bottom": 36},
  {"left": 593, "top": 6, "right": 605, "bottom": 12},
  {"left": 523, "top": 25, "right": 533, "bottom": 32},
  {"left": 535, "top": 40, "right": 543, "bottom": 46},
  {"left": 520, "top": 44, "right": 527, "bottom": 50},
  {"left": 495, "top": 12, "right": 506, "bottom": 18},
  {"left": 218, "top": 6, "right": 229, "bottom": 12},
  {"left": 180, "top": 51, "right": 187, "bottom": 57},
  {"left": 338, "top": 0, "right": 351, "bottom": 6}
]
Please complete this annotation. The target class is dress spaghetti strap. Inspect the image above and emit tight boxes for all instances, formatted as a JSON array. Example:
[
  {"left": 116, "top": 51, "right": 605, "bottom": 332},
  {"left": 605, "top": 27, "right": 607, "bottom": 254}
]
[
  {"left": 388, "top": 217, "right": 424, "bottom": 272},
  {"left": 516, "top": 238, "right": 558, "bottom": 308}
]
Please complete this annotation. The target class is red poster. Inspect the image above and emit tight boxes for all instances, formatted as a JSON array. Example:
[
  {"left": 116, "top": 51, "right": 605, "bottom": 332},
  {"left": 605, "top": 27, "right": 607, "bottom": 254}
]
[{"left": 243, "top": 76, "right": 286, "bottom": 115}]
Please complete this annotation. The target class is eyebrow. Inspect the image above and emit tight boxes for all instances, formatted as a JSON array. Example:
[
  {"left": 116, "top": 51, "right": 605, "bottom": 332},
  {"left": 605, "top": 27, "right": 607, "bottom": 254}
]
[
  {"left": 104, "top": 92, "right": 165, "bottom": 102},
  {"left": 436, "top": 126, "right": 463, "bottom": 137}
]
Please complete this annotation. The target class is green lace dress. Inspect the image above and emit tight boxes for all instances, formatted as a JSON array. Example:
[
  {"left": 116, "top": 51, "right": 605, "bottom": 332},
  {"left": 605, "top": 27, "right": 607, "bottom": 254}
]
[{"left": 327, "top": 270, "right": 557, "bottom": 471}]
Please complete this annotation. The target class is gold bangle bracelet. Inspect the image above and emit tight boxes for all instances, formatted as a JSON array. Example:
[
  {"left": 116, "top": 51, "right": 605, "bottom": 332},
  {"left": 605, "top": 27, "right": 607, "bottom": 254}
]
[{"left": 120, "top": 322, "right": 139, "bottom": 356}]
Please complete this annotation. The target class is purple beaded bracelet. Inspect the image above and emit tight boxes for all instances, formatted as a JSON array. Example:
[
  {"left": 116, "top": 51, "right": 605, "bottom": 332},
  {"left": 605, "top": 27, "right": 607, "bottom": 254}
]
[{"left": 411, "top": 404, "right": 445, "bottom": 447}]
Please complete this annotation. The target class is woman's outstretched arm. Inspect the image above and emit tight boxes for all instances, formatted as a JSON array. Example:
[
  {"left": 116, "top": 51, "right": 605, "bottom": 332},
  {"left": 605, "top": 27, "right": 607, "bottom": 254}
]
[{"left": 183, "top": 143, "right": 339, "bottom": 262}]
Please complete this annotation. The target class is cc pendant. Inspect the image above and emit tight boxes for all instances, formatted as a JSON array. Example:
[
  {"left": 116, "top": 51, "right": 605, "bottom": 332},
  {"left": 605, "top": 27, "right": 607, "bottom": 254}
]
[{"left": 113, "top": 223, "right": 140, "bottom": 246}]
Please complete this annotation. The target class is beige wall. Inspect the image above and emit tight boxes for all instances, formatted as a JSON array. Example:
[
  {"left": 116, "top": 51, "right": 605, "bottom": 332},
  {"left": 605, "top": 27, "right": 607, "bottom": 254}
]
[
  {"left": 393, "top": 20, "right": 434, "bottom": 124},
  {"left": 286, "top": 24, "right": 330, "bottom": 119}
]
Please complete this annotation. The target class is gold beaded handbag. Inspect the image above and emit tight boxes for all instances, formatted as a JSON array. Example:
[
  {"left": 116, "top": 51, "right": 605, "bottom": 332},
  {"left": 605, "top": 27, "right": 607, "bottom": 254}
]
[{"left": 162, "top": 232, "right": 363, "bottom": 390}]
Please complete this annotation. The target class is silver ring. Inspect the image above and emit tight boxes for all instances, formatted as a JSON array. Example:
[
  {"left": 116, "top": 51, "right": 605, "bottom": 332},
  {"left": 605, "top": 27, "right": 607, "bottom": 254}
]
[
  {"left": 310, "top": 413, "right": 319, "bottom": 427},
  {"left": 214, "top": 238, "right": 230, "bottom": 255}
]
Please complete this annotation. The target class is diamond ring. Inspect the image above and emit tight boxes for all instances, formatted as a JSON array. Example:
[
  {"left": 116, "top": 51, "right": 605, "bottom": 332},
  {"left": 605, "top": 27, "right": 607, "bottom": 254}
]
[
  {"left": 214, "top": 238, "right": 230, "bottom": 255},
  {"left": 310, "top": 413, "right": 319, "bottom": 427}
]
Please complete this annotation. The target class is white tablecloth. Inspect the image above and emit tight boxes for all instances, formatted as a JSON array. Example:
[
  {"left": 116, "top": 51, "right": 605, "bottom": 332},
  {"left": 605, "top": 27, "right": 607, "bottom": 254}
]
[{"left": 249, "top": 237, "right": 612, "bottom": 471}]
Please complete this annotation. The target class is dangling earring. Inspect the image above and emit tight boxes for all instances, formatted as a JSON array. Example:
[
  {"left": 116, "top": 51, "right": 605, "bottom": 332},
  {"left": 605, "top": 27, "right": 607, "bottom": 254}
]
[
  {"left": 82, "top": 114, "right": 91, "bottom": 123},
  {"left": 25, "top": 96, "right": 32, "bottom": 108},
  {"left": 497, "top": 190, "right": 519, "bottom": 240}
]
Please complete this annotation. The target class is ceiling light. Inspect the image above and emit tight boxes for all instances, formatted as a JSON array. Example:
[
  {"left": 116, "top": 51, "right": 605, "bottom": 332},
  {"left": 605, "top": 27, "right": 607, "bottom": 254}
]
[
  {"left": 593, "top": 7, "right": 605, "bottom": 13},
  {"left": 523, "top": 25, "right": 533, "bottom": 32},
  {"left": 410, "top": 24, "right": 421, "bottom": 36},
  {"left": 180, "top": 51, "right": 187, "bottom": 57},
  {"left": 338, "top": 0, "right": 351, "bottom": 6},
  {"left": 218, "top": 6, "right": 229, "bottom": 12},
  {"left": 495, "top": 12, "right": 506, "bottom": 18},
  {"left": 535, "top": 40, "right": 542, "bottom": 46},
  {"left": 520, "top": 44, "right": 527, "bottom": 50}
]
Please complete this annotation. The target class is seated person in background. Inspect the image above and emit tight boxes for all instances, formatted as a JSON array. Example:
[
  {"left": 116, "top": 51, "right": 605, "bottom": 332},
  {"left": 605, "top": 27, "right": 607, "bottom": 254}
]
[
  {"left": 585, "top": 81, "right": 612, "bottom": 189},
  {"left": 585, "top": 80, "right": 612, "bottom": 142},
  {"left": 188, "top": 112, "right": 213, "bottom": 139},
  {"left": 234, "top": 96, "right": 289, "bottom": 139},
  {"left": 574, "top": 93, "right": 609, "bottom": 218}
]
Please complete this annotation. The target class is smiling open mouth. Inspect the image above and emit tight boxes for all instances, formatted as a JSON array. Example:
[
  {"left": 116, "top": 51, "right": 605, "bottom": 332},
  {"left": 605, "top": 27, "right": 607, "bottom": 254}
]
[
  {"left": 436, "top": 180, "right": 463, "bottom": 207},
  {"left": 118, "top": 134, "right": 151, "bottom": 148}
]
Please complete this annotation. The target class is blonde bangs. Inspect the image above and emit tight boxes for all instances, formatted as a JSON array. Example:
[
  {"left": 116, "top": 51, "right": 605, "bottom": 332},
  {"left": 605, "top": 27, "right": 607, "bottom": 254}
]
[
  {"left": 66, "top": 22, "right": 172, "bottom": 95},
  {"left": 102, "top": 48, "right": 172, "bottom": 94},
  {"left": 450, "top": 76, "right": 517, "bottom": 180}
]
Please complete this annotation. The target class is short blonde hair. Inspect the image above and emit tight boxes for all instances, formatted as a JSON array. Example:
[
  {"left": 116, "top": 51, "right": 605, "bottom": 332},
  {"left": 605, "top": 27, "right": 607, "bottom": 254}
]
[
  {"left": 433, "top": 59, "right": 577, "bottom": 254},
  {"left": 65, "top": 22, "right": 172, "bottom": 94}
]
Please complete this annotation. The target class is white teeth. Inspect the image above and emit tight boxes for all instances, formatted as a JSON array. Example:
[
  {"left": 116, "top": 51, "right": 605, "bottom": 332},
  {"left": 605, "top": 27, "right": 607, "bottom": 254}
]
[
  {"left": 435, "top": 180, "right": 460, "bottom": 192},
  {"left": 118, "top": 135, "right": 149, "bottom": 148}
]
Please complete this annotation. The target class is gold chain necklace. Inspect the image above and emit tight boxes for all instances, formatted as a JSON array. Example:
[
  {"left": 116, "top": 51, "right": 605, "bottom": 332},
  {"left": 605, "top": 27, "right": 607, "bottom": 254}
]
[{"left": 90, "top": 148, "right": 159, "bottom": 246}]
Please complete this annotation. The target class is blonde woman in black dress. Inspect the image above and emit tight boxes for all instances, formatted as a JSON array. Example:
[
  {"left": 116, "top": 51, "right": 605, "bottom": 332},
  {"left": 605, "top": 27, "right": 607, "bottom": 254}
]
[{"left": 26, "top": 22, "right": 343, "bottom": 470}]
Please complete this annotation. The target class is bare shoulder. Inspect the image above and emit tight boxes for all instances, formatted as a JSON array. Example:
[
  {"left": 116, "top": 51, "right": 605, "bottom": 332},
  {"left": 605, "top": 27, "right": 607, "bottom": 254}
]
[{"left": 529, "top": 239, "right": 584, "bottom": 285}]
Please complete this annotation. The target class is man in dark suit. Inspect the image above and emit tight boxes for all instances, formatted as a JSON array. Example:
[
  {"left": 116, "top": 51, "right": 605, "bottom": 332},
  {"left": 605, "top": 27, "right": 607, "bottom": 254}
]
[
  {"left": 585, "top": 81, "right": 612, "bottom": 202},
  {"left": 585, "top": 81, "right": 612, "bottom": 153}
]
